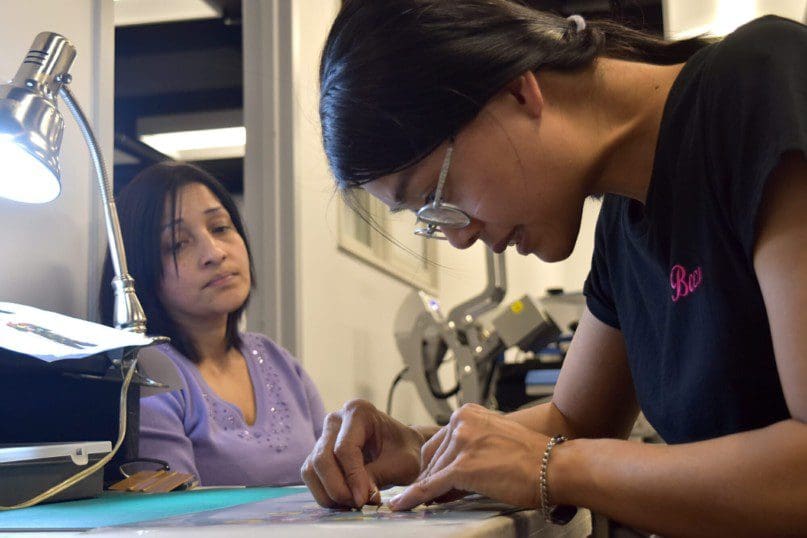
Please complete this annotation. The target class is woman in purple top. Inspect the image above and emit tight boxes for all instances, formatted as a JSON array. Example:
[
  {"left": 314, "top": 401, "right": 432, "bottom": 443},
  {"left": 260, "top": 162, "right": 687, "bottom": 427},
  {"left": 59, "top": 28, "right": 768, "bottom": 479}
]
[{"left": 100, "top": 162, "right": 325, "bottom": 486}]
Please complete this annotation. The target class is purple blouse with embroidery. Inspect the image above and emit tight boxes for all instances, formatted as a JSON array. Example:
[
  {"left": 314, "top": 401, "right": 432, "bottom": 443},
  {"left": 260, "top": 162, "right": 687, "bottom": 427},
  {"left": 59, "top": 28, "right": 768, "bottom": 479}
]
[{"left": 139, "top": 332, "right": 326, "bottom": 486}]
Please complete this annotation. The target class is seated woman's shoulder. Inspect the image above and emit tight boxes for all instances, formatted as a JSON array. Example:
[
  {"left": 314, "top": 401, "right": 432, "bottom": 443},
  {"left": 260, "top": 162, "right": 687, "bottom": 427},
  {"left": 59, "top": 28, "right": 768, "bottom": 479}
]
[{"left": 240, "top": 332, "right": 301, "bottom": 368}]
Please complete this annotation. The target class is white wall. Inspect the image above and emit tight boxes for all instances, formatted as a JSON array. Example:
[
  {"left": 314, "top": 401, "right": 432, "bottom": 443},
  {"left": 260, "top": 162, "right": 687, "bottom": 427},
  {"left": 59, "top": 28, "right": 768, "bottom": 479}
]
[
  {"left": 663, "top": 0, "right": 806, "bottom": 38},
  {"left": 243, "top": 0, "right": 300, "bottom": 354},
  {"left": 0, "top": 0, "right": 113, "bottom": 320},
  {"left": 284, "top": 1, "right": 599, "bottom": 426}
]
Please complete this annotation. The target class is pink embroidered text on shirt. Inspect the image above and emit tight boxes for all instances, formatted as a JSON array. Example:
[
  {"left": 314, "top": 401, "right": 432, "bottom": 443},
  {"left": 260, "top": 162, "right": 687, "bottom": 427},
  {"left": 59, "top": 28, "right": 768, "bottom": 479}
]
[{"left": 670, "top": 264, "right": 703, "bottom": 302}]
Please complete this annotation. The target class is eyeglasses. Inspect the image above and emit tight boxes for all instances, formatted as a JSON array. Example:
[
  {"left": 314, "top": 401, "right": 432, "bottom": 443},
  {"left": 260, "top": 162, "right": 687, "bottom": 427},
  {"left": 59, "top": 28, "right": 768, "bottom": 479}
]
[{"left": 414, "top": 140, "right": 471, "bottom": 240}]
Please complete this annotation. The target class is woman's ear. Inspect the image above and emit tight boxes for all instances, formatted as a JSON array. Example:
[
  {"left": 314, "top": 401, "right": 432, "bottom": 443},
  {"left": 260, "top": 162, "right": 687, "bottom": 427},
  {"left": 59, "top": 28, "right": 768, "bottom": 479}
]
[{"left": 503, "top": 71, "right": 543, "bottom": 119}]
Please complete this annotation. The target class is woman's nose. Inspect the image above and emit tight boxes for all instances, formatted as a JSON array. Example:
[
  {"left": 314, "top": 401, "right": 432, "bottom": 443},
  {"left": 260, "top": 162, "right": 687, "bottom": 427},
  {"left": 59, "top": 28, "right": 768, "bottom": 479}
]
[
  {"left": 200, "top": 234, "right": 226, "bottom": 265},
  {"left": 442, "top": 220, "right": 482, "bottom": 250}
]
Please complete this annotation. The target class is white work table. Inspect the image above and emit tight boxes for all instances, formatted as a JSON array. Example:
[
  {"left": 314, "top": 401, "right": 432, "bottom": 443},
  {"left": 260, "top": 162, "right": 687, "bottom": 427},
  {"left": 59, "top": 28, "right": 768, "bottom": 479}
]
[{"left": 0, "top": 487, "right": 592, "bottom": 537}]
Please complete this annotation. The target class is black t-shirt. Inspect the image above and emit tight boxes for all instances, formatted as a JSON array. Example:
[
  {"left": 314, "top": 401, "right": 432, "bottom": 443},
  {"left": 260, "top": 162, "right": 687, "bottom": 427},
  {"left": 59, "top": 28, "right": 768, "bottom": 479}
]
[{"left": 583, "top": 16, "right": 807, "bottom": 444}]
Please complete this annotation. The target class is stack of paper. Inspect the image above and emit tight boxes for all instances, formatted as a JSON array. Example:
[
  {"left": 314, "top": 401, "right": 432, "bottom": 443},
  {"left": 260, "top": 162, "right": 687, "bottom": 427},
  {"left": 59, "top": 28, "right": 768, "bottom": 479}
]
[{"left": 0, "top": 302, "right": 153, "bottom": 362}]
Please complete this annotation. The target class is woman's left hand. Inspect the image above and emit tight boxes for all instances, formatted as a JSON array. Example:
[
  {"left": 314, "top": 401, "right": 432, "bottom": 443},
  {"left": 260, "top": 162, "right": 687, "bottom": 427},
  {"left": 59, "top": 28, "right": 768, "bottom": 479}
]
[{"left": 388, "top": 403, "right": 549, "bottom": 511}]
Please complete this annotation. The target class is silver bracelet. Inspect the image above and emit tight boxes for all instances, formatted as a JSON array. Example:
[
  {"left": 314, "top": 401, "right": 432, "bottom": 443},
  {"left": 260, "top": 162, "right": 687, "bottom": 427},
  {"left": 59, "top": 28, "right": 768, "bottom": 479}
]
[{"left": 539, "top": 435, "right": 568, "bottom": 523}]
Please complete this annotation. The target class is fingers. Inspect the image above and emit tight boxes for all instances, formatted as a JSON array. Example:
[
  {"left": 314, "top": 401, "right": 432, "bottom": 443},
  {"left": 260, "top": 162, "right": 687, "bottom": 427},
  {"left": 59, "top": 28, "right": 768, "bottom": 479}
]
[
  {"left": 302, "top": 399, "right": 427, "bottom": 509},
  {"left": 388, "top": 465, "right": 459, "bottom": 511},
  {"left": 301, "top": 454, "right": 343, "bottom": 509},
  {"left": 334, "top": 404, "right": 376, "bottom": 507},
  {"left": 419, "top": 408, "right": 473, "bottom": 481},
  {"left": 421, "top": 428, "right": 461, "bottom": 481},
  {"left": 391, "top": 427, "right": 463, "bottom": 511},
  {"left": 303, "top": 413, "right": 354, "bottom": 507},
  {"left": 418, "top": 426, "right": 451, "bottom": 482},
  {"left": 392, "top": 406, "right": 485, "bottom": 511},
  {"left": 419, "top": 426, "right": 447, "bottom": 474}
]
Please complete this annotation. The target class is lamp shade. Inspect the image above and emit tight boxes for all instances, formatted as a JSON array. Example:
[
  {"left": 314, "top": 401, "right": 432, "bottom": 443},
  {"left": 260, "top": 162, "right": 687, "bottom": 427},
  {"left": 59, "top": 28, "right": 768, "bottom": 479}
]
[
  {"left": 0, "top": 87, "right": 63, "bottom": 203},
  {"left": 0, "top": 32, "right": 76, "bottom": 204}
]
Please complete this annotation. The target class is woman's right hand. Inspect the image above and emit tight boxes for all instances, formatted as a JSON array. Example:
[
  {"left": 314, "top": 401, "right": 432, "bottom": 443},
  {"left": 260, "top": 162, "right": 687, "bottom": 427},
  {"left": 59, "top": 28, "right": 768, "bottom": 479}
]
[{"left": 301, "top": 399, "right": 426, "bottom": 508}]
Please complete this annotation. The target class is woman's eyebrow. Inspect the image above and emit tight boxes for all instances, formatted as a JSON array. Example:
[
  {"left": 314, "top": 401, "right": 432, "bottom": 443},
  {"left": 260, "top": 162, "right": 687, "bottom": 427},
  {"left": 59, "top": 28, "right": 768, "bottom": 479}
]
[{"left": 161, "top": 206, "right": 226, "bottom": 230}]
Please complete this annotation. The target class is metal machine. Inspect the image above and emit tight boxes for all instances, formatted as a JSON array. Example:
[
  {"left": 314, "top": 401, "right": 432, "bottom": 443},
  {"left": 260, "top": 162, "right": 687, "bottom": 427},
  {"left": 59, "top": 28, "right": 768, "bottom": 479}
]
[{"left": 394, "top": 251, "right": 580, "bottom": 424}]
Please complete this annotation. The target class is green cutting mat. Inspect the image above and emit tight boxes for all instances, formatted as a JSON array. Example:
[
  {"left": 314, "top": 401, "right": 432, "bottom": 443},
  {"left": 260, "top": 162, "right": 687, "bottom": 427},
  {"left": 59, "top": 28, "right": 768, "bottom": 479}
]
[{"left": 0, "top": 486, "right": 306, "bottom": 530}]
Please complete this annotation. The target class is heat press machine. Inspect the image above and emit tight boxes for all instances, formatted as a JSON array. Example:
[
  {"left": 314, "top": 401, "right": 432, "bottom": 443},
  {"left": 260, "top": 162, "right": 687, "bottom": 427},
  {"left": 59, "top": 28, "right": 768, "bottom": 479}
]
[{"left": 394, "top": 251, "right": 583, "bottom": 424}]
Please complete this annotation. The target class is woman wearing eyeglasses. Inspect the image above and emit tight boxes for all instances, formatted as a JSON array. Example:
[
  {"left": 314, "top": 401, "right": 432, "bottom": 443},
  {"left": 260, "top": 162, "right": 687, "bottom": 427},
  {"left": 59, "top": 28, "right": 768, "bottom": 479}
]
[{"left": 302, "top": 1, "right": 807, "bottom": 535}]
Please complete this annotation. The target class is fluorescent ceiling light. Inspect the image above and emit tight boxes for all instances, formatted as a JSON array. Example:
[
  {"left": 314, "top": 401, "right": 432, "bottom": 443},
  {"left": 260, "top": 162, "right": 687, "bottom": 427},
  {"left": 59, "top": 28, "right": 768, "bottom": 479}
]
[
  {"left": 114, "top": 0, "right": 219, "bottom": 27},
  {"left": 139, "top": 127, "right": 245, "bottom": 161}
]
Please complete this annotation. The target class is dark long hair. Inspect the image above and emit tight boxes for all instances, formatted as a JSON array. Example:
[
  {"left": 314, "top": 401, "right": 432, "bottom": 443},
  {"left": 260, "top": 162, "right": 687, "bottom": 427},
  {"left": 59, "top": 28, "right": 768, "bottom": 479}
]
[
  {"left": 320, "top": 0, "right": 713, "bottom": 190},
  {"left": 99, "top": 162, "right": 256, "bottom": 363}
]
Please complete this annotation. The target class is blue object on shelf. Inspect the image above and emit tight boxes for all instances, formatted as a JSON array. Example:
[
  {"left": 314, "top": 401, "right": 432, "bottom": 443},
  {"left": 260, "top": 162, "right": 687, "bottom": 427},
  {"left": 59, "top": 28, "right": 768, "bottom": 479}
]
[{"left": 525, "top": 368, "right": 561, "bottom": 386}]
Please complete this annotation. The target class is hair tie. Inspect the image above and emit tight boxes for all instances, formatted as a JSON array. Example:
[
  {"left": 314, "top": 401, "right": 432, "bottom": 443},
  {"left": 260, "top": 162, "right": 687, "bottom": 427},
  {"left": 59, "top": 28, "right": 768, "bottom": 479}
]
[{"left": 566, "top": 14, "right": 586, "bottom": 33}]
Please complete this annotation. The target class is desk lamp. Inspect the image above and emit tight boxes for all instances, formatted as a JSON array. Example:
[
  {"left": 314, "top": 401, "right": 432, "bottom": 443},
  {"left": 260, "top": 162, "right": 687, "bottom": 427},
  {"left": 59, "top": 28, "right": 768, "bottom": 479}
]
[
  {"left": 0, "top": 31, "right": 146, "bottom": 333},
  {"left": 0, "top": 32, "right": 151, "bottom": 510}
]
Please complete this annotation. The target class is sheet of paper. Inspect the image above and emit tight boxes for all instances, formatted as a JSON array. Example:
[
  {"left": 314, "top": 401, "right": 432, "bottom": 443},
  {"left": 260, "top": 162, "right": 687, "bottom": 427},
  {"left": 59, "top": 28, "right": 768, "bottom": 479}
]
[{"left": 0, "top": 301, "right": 153, "bottom": 361}]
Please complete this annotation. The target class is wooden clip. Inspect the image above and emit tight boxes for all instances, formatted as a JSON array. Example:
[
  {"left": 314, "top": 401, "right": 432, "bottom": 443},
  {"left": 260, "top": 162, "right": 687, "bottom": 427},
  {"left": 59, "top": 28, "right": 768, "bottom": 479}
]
[{"left": 108, "top": 470, "right": 197, "bottom": 493}]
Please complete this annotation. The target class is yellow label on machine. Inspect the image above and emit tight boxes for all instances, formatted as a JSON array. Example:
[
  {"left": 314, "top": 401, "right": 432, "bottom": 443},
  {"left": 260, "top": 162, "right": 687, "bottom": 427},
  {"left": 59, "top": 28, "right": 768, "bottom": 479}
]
[{"left": 510, "top": 300, "right": 524, "bottom": 314}]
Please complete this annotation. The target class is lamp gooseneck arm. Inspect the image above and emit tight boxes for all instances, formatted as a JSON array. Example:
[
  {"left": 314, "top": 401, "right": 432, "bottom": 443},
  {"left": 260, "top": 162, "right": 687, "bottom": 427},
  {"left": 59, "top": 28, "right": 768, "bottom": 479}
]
[{"left": 58, "top": 83, "right": 147, "bottom": 334}]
